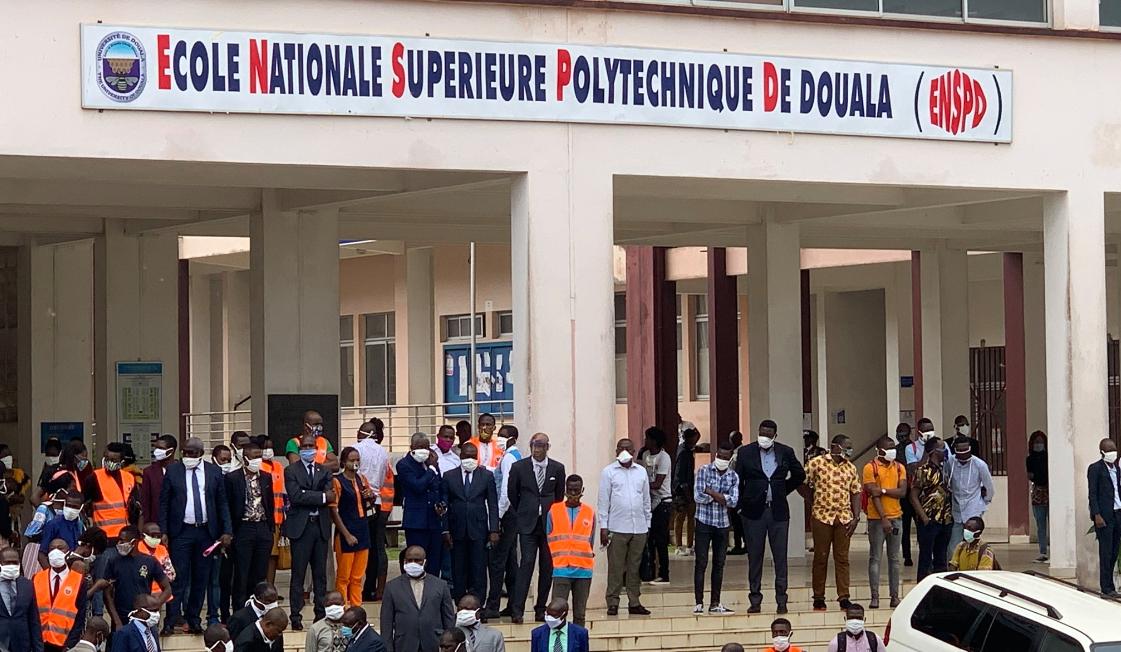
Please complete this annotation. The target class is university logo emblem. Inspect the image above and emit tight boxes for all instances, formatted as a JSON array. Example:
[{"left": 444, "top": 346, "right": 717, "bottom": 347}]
[
  {"left": 139, "top": 565, "right": 149, "bottom": 578},
  {"left": 95, "top": 31, "right": 147, "bottom": 103}
]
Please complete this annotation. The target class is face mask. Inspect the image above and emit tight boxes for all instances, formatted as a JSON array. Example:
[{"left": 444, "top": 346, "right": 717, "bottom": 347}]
[
  {"left": 145, "top": 610, "right": 161, "bottom": 628},
  {"left": 340, "top": 626, "right": 354, "bottom": 640},
  {"left": 48, "top": 549, "right": 68, "bottom": 569},
  {"left": 325, "top": 604, "right": 346, "bottom": 621},
  {"left": 616, "top": 450, "right": 633, "bottom": 465},
  {"left": 963, "top": 529, "right": 978, "bottom": 543},
  {"left": 183, "top": 456, "right": 202, "bottom": 470},
  {"left": 1105, "top": 451, "right": 1119, "bottom": 465},
  {"left": 461, "top": 459, "right": 479, "bottom": 473},
  {"left": 881, "top": 449, "right": 897, "bottom": 463},
  {"left": 955, "top": 451, "right": 972, "bottom": 463},
  {"left": 76, "top": 458, "right": 89, "bottom": 471},
  {"left": 845, "top": 619, "right": 864, "bottom": 636},
  {"left": 772, "top": 636, "right": 791, "bottom": 651},
  {"left": 299, "top": 449, "right": 317, "bottom": 464},
  {"left": 251, "top": 597, "right": 279, "bottom": 613},
  {"left": 958, "top": 425, "right": 971, "bottom": 437},
  {"left": 0, "top": 565, "right": 19, "bottom": 581},
  {"left": 348, "top": 461, "right": 361, "bottom": 472},
  {"left": 209, "top": 642, "right": 233, "bottom": 652},
  {"left": 1033, "top": 443, "right": 1045, "bottom": 453},
  {"left": 232, "top": 447, "right": 243, "bottom": 461},
  {"left": 116, "top": 542, "right": 134, "bottom": 556},
  {"left": 97, "top": 639, "right": 108, "bottom": 652},
  {"left": 262, "top": 448, "right": 275, "bottom": 461},
  {"left": 411, "top": 449, "right": 431, "bottom": 464},
  {"left": 437, "top": 439, "right": 454, "bottom": 453},
  {"left": 496, "top": 437, "right": 509, "bottom": 452},
  {"left": 0, "top": 456, "right": 12, "bottom": 470},
  {"left": 103, "top": 459, "right": 122, "bottom": 472},
  {"left": 63, "top": 506, "right": 81, "bottom": 521},
  {"left": 152, "top": 448, "right": 171, "bottom": 462},
  {"left": 143, "top": 535, "right": 161, "bottom": 549},
  {"left": 922, "top": 430, "right": 937, "bottom": 441},
  {"left": 565, "top": 492, "right": 583, "bottom": 502},
  {"left": 404, "top": 562, "right": 426, "bottom": 578},
  {"left": 247, "top": 458, "right": 263, "bottom": 473},
  {"left": 219, "top": 462, "right": 234, "bottom": 474},
  {"left": 544, "top": 615, "right": 565, "bottom": 630},
  {"left": 455, "top": 609, "right": 479, "bottom": 627},
  {"left": 310, "top": 424, "right": 324, "bottom": 436},
  {"left": 45, "top": 456, "right": 60, "bottom": 466},
  {"left": 713, "top": 458, "right": 730, "bottom": 472},
  {"left": 758, "top": 436, "right": 775, "bottom": 450}
]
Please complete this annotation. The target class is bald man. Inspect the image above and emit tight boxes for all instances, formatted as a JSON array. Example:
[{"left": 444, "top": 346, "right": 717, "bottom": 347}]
[{"left": 506, "top": 434, "right": 566, "bottom": 624}]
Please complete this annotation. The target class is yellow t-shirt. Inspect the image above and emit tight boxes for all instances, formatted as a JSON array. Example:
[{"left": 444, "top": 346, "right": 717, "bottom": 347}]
[
  {"left": 863, "top": 460, "right": 906, "bottom": 520},
  {"left": 949, "top": 540, "right": 997, "bottom": 571}
]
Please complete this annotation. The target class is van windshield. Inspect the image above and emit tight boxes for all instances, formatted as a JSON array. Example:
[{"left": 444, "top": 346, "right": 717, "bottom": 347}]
[{"left": 1091, "top": 644, "right": 1121, "bottom": 651}]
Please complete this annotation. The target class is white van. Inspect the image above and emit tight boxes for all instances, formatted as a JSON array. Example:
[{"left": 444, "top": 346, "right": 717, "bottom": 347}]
[{"left": 886, "top": 571, "right": 1121, "bottom": 651}]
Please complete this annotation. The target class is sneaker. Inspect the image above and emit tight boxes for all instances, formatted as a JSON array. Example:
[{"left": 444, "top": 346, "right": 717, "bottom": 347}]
[
  {"left": 890, "top": 597, "right": 901, "bottom": 608},
  {"left": 839, "top": 599, "right": 853, "bottom": 610},
  {"left": 868, "top": 598, "right": 880, "bottom": 610},
  {"left": 776, "top": 604, "right": 788, "bottom": 615},
  {"left": 747, "top": 604, "right": 761, "bottom": 614},
  {"left": 1034, "top": 555, "right": 1049, "bottom": 563},
  {"left": 813, "top": 599, "right": 827, "bottom": 612},
  {"left": 708, "top": 604, "right": 734, "bottom": 614},
  {"left": 651, "top": 579, "right": 672, "bottom": 586},
  {"left": 693, "top": 604, "right": 705, "bottom": 614}
]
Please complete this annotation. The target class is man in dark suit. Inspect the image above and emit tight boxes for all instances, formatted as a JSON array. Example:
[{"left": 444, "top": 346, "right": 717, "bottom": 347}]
[
  {"left": 108, "top": 594, "right": 160, "bottom": 652},
  {"left": 380, "top": 545, "right": 455, "bottom": 652},
  {"left": 225, "top": 442, "right": 275, "bottom": 608},
  {"left": 529, "top": 599, "right": 587, "bottom": 652},
  {"left": 0, "top": 546, "right": 42, "bottom": 652},
  {"left": 397, "top": 433, "right": 448, "bottom": 577},
  {"left": 227, "top": 582, "right": 278, "bottom": 642},
  {"left": 283, "top": 433, "right": 337, "bottom": 630},
  {"left": 340, "top": 606, "right": 387, "bottom": 652},
  {"left": 1089, "top": 438, "right": 1121, "bottom": 596},
  {"left": 732, "top": 419, "right": 805, "bottom": 614},
  {"left": 139, "top": 435, "right": 176, "bottom": 527},
  {"left": 233, "top": 607, "right": 286, "bottom": 652},
  {"left": 507, "top": 433, "right": 566, "bottom": 624},
  {"left": 158, "top": 437, "right": 233, "bottom": 635},
  {"left": 443, "top": 442, "right": 499, "bottom": 601}
]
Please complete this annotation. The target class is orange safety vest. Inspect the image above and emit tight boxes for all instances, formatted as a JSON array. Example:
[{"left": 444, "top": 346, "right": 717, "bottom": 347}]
[
  {"left": 379, "top": 466, "right": 395, "bottom": 513},
  {"left": 137, "top": 540, "right": 174, "bottom": 598},
  {"left": 288, "top": 436, "right": 330, "bottom": 464},
  {"left": 263, "top": 460, "right": 287, "bottom": 525},
  {"left": 469, "top": 437, "right": 504, "bottom": 471},
  {"left": 91, "top": 469, "right": 135, "bottom": 538},
  {"left": 33, "top": 568, "right": 84, "bottom": 646},
  {"left": 546, "top": 503, "right": 595, "bottom": 572}
]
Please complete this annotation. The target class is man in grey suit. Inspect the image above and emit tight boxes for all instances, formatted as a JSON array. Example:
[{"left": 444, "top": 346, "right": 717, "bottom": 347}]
[
  {"left": 443, "top": 442, "right": 500, "bottom": 602},
  {"left": 284, "top": 433, "right": 338, "bottom": 631},
  {"left": 381, "top": 546, "right": 455, "bottom": 652},
  {"left": 454, "top": 594, "right": 505, "bottom": 652}
]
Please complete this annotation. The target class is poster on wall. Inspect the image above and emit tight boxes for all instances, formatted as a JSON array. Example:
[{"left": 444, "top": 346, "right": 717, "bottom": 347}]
[{"left": 116, "top": 361, "right": 162, "bottom": 464}]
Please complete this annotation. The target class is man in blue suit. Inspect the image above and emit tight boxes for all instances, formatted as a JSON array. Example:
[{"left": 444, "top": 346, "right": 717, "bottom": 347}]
[
  {"left": 158, "top": 437, "right": 232, "bottom": 635},
  {"left": 109, "top": 594, "right": 161, "bottom": 652},
  {"left": 530, "top": 599, "right": 587, "bottom": 652},
  {"left": 1089, "top": 438, "right": 1121, "bottom": 596},
  {"left": 397, "top": 433, "right": 448, "bottom": 576},
  {"left": 0, "top": 546, "right": 42, "bottom": 652},
  {"left": 340, "top": 606, "right": 387, "bottom": 652}
]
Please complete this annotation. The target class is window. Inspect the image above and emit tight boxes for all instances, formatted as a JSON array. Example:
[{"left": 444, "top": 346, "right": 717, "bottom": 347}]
[
  {"left": 363, "top": 312, "right": 396, "bottom": 406},
  {"left": 693, "top": 295, "right": 710, "bottom": 399},
  {"left": 497, "top": 311, "right": 514, "bottom": 337},
  {"left": 979, "top": 610, "right": 1035, "bottom": 651},
  {"left": 444, "top": 313, "right": 485, "bottom": 340},
  {"left": 676, "top": 296, "right": 684, "bottom": 400},
  {"left": 909, "top": 586, "right": 990, "bottom": 649},
  {"left": 791, "top": 0, "right": 1045, "bottom": 22},
  {"left": 615, "top": 294, "right": 627, "bottom": 402},
  {"left": 1105, "top": 0, "right": 1121, "bottom": 26},
  {"left": 340, "top": 316, "right": 355, "bottom": 407},
  {"left": 1037, "top": 632, "right": 1083, "bottom": 652}
]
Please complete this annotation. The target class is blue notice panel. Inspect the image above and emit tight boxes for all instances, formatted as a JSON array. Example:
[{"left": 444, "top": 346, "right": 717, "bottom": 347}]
[
  {"left": 443, "top": 342, "right": 513, "bottom": 417},
  {"left": 40, "top": 421, "right": 84, "bottom": 452}
]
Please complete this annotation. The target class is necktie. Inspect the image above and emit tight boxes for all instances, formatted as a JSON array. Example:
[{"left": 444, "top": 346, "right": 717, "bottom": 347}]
[
  {"left": 190, "top": 468, "right": 203, "bottom": 524},
  {"left": 465, "top": 472, "right": 472, "bottom": 492},
  {"left": 536, "top": 464, "right": 545, "bottom": 491},
  {"left": 144, "top": 627, "right": 158, "bottom": 652},
  {"left": 1, "top": 581, "right": 13, "bottom": 614},
  {"left": 51, "top": 574, "right": 59, "bottom": 600},
  {"left": 553, "top": 630, "right": 563, "bottom": 652},
  {"left": 467, "top": 627, "right": 476, "bottom": 647}
]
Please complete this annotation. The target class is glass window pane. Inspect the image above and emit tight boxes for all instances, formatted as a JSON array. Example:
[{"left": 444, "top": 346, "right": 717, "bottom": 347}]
[
  {"left": 615, "top": 356, "right": 627, "bottom": 401},
  {"left": 474, "top": 315, "right": 485, "bottom": 337},
  {"left": 1104, "top": 0, "right": 1121, "bottom": 25},
  {"left": 968, "top": 0, "right": 1045, "bottom": 21},
  {"left": 614, "top": 293, "right": 626, "bottom": 319},
  {"left": 340, "top": 315, "right": 354, "bottom": 342},
  {"left": 1039, "top": 632, "right": 1082, "bottom": 652},
  {"left": 693, "top": 294, "right": 708, "bottom": 317},
  {"left": 910, "top": 586, "right": 988, "bottom": 648},
  {"left": 498, "top": 311, "right": 514, "bottom": 335},
  {"left": 980, "top": 611, "right": 1035, "bottom": 651},
  {"left": 695, "top": 319, "right": 710, "bottom": 398},
  {"left": 447, "top": 318, "right": 460, "bottom": 340},
  {"left": 677, "top": 349, "right": 684, "bottom": 400},
  {"left": 883, "top": 0, "right": 961, "bottom": 15},
  {"left": 387, "top": 313, "right": 395, "bottom": 338},
  {"left": 796, "top": 0, "right": 878, "bottom": 11},
  {"left": 365, "top": 313, "right": 387, "bottom": 339},
  {"left": 365, "top": 343, "right": 388, "bottom": 405},
  {"left": 340, "top": 345, "right": 354, "bottom": 407},
  {"left": 615, "top": 325, "right": 627, "bottom": 355},
  {"left": 387, "top": 343, "right": 397, "bottom": 405}
]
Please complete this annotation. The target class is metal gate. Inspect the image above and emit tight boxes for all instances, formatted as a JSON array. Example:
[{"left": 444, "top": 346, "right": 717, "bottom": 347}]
[{"left": 969, "top": 346, "right": 1007, "bottom": 476}]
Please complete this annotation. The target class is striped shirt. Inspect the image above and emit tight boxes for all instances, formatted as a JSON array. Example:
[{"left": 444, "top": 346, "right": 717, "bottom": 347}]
[{"left": 693, "top": 463, "right": 740, "bottom": 528}]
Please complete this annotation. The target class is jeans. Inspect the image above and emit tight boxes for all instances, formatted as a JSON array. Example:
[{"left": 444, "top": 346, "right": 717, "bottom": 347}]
[
  {"left": 868, "top": 518, "right": 902, "bottom": 600},
  {"left": 744, "top": 507, "right": 789, "bottom": 607},
  {"left": 605, "top": 531, "right": 647, "bottom": 608},
  {"left": 552, "top": 577, "right": 591, "bottom": 626},
  {"left": 641, "top": 502, "right": 672, "bottom": 581},
  {"left": 810, "top": 518, "right": 852, "bottom": 602},
  {"left": 916, "top": 520, "right": 953, "bottom": 581},
  {"left": 693, "top": 521, "right": 728, "bottom": 605},
  {"left": 1033, "top": 504, "right": 1049, "bottom": 555}
]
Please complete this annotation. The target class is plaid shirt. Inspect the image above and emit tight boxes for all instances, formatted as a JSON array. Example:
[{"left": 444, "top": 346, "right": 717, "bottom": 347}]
[{"left": 693, "top": 463, "right": 740, "bottom": 528}]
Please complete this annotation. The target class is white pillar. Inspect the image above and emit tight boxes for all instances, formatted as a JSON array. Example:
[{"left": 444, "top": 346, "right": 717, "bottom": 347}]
[
  {"left": 405, "top": 247, "right": 435, "bottom": 406},
  {"left": 188, "top": 268, "right": 212, "bottom": 414},
  {"left": 747, "top": 220, "right": 806, "bottom": 559},
  {"left": 224, "top": 271, "right": 251, "bottom": 410},
  {"left": 1052, "top": 0, "right": 1098, "bottom": 30},
  {"left": 249, "top": 193, "right": 340, "bottom": 434},
  {"left": 814, "top": 291, "right": 829, "bottom": 438},
  {"left": 94, "top": 221, "right": 180, "bottom": 456},
  {"left": 1043, "top": 189, "right": 1107, "bottom": 585},
  {"left": 919, "top": 244, "right": 970, "bottom": 431},
  {"left": 884, "top": 271, "right": 902, "bottom": 432},
  {"left": 18, "top": 240, "right": 95, "bottom": 472}
]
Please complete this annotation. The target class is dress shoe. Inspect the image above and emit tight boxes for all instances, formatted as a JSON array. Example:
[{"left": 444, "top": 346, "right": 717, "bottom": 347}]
[
  {"left": 776, "top": 604, "right": 788, "bottom": 615},
  {"left": 813, "top": 599, "right": 827, "bottom": 612},
  {"left": 628, "top": 605, "right": 651, "bottom": 615},
  {"left": 868, "top": 598, "right": 880, "bottom": 609},
  {"left": 904, "top": 559, "right": 914, "bottom": 567},
  {"left": 890, "top": 597, "right": 901, "bottom": 608},
  {"left": 159, "top": 627, "right": 178, "bottom": 637},
  {"left": 511, "top": 616, "right": 524, "bottom": 624},
  {"left": 187, "top": 624, "right": 204, "bottom": 635},
  {"left": 727, "top": 547, "right": 747, "bottom": 556},
  {"left": 746, "top": 604, "right": 761, "bottom": 614},
  {"left": 606, "top": 606, "right": 619, "bottom": 616},
  {"left": 291, "top": 620, "right": 304, "bottom": 631},
  {"left": 839, "top": 599, "right": 853, "bottom": 610},
  {"left": 535, "top": 612, "right": 546, "bottom": 623},
  {"left": 498, "top": 607, "right": 512, "bottom": 617}
]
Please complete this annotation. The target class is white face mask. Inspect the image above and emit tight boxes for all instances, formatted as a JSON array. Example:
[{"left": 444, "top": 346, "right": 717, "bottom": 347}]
[
  {"left": 152, "top": 448, "right": 171, "bottom": 462},
  {"left": 325, "top": 604, "right": 346, "bottom": 621},
  {"left": 455, "top": 609, "right": 479, "bottom": 627},
  {"left": 544, "top": 615, "right": 565, "bottom": 630},
  {"left": 45, "top": 456, "right": 60, "bottom": 466},
  {"left": 63, "top": 506, "right": 81, "bottom": 521},
  {"left": 0, "top": 564, "right": 20, "bottom": 581},
  {"left": 47, "top": 549, "right": 68, "bottom": 569},
  {"left": 845, "top": 619, "right": 864, "bottom": 636},
  {"left": 219, "top": 462, "right": 234, "bottom": 474},
  {"left": 251, "top": 597, "right": 279, "bottom": 613},
  {"left": 922, "top": 430, "right": 937, "bottom": 441},
  {"left": 0, "top": 456, "right": 13, "bottom": 470},
  {"left": 958, "top": 424, "right": 971, "bottom": 437},
  {"left": 246, "top": 458, "right": 263, "bottom": 473},
  {"left": 882, "top": 449, "right": 898, "bottom": 463},
  {"left": 757, "top": 436, "right": 775, "bottom": 450},
  {"left": 143, "top": 535, "right": 161, "bottom": 549},
  {"left": 411, "top": 449, "right": 431, "bottom": 464},
  {"left": 772, "top": 636, "right": 791, "bottom": 651},
  {"left": 496, "top": 437, "right": 509, "bottom": 452},
  {"left": 1105, "top": 451, "right": 1119, "bottom": 465},
  {"left": 713, "top": 458, "right": 731, "bottom": 472},
  {"left": 262, "top": 448, "right": 275, "bottom": 461},
  {"left": 404, "top": 562, "right": 426, "bottom": 578},
  {"left": 616, "top": 450, "right": 633, "bottom": 465},
  {"left": 209, "top": 642, "right": 233, "bottom": 652},
  {"left": 461, "top": 458, "right": 479, "bottom": 473},
  {"left": 182, "top": 456, "right": 202, "bottom": 470}
]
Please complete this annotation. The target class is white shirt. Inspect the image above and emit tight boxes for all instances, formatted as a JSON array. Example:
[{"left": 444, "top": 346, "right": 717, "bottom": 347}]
[
  {"left": 532, "top": 457, "right": 551, "bottom": 515},
  {"left": 50, "top": 567, "right": 69, "bottom": 588},
  {"left": 433, "top": 447, "right": 463, "bottom": 475},
  {"left": 133, "top": 619, "right": 157, "bottom": 648},
  {"left": 497, "top": 447, "right": 522, "bottom": 518},
  {"left": 355, "top": 438, "right": 389, "bottom": 503},
  {"left": 597, "top": 461, "right": 652, "bottom": 534},
  {"left": 184, "top": 463, "right": 208, "bottom": 524},
  {"left": 1109, "top": 464, "right": 1121, "bottom": 510},
  {"left": 256, "top": 621, "right": 273, "bottom": 644}
]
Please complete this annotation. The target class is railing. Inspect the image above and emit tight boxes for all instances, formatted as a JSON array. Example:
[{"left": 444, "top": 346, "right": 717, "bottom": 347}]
[{"left": 183, "top": 410, "right": 252, "bottom": 450}]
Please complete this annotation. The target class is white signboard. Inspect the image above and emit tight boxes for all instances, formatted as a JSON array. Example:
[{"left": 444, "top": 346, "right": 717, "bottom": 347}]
[
  {"left": 116, "top": 361, "right": 163, "bottom": 463},
  {"left": 81, "top": 25, "right": 1011, "bottom": 143}
]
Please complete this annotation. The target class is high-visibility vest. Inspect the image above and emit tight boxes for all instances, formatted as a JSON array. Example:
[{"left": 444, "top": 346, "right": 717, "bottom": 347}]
[
  {"left": 33, "top": 568, "right": 84, "bottom": 646},
  {"left": 546, "top": 503, "right": 595, "bottom": 572},
  {"left": 263, "top": 460, "right": 287, "bottom": 525},
  {"left": 50, "top": 469, "right": 82, "bottom": 493},
  {"left": 469, "top": 437, "right": 504, "bottom": 471},
  {"left": 91, "top": 469, "right": 135, "bottom": 538},
  {"left": 137, "top": 540, "right": 174, "bottom": 599},
  {"left": 288, "top": 436, "right": 330, "bottom": 464},
  {"left": 379, "top": 466, "right": 395, "bottom": 513}
]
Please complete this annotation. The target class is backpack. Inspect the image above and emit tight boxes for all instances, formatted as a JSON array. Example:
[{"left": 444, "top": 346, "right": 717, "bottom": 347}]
[
  {"left": 835, "top": 632, "right": 880, "bottom": 652},
  {"left": 979, "top": 542, "right": 1002, "bottom": 570}
]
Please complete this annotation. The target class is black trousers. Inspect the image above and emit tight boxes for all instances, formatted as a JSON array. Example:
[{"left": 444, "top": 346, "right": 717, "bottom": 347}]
[
  {"left": 168, "top": 524, "right": 215, "bottom": 627},
  {"left": 510, "top": 524, "right": 552, "bottom": 619},
  {"left": 1098, "top": 511, "right": 1121, "bottom": 594},
  {"left": 900, "top": 497, "right": 915, "bottom": 562},
  {"left": 641, "top": 502, "right": 672, "bottom": 582},
  {"left": 486, "top": 512, "right": 519, "bottom": 612},
  {"left": 729, "top": 507, "right": 745, "bottom": 549},
  {"left": 363, "top": 510, "right": 389, "bottom": 598},
  {"left": 744, "top": 507, "right": 789, "bottom": 607},
  {"left": 289, "top": 517, "right": 329, "bottom": 624},
  {"left": 452, "top": 536, "right": 488, "bottom": 601},
  {"left": 232, "top": 521, "right": 273, "bottom": 608},
  {"left": 694, "top": 521, "right": 729, "bottom": 606}
]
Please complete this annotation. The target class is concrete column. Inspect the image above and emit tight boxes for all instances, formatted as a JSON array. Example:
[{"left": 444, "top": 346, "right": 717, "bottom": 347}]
[
  {"left": 405, "top": 247, "right": 435, "bottom": 406},
  {"left": 625, "top": 246, "right": 678, "bottom": 441},
  {"left": 813, "top": 292, "right": 829, "bottom": 438},
  {"left": 1023, "top": 254, "right": 1047, "bottom": 433},
  {"left": 884, "top": 266, "right": 902, "bottom": 431},
  {"left": 747, "top": 220, "right": 805, "bottom": 559},
  {"left": 94, "top": 221, "right": 180, "bottom": 454},
  {"left": 224, "top": 271, "right": 251, "bottom": 410},
  {"left": 1043, "top": 189, "right": 1107, "bottom": 585},
  {"left": 249, "top": 194, "right": 340, "bottom": 434},
  {"left": 188, "top": 268, "right": 212, "bottom": 414},
  {"left": 707, "top": 247, "right": 738, "bottom": 449},
  {"left": 1052, "top": 0, "right": 1098, "bottom": 30},
  {"left": 911, "top": 252, "right": 924, "bottom": 419},
  {"left": 18, "top": 240, "right": 95, "bottom": 472},
  {"left": 919, "top": 244, "right": 971, "bottom": 432},
  {"left": 1003, "top": 253, "right": 1029, "bottom": 539}
]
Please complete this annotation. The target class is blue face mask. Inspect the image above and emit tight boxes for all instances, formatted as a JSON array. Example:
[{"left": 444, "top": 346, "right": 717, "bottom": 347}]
[
  {"left": 340, "top": 626, "right": 354, "bottom": 640},
  {"left": 299, "top": 449, "right": 317, "bottom": 464}
]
